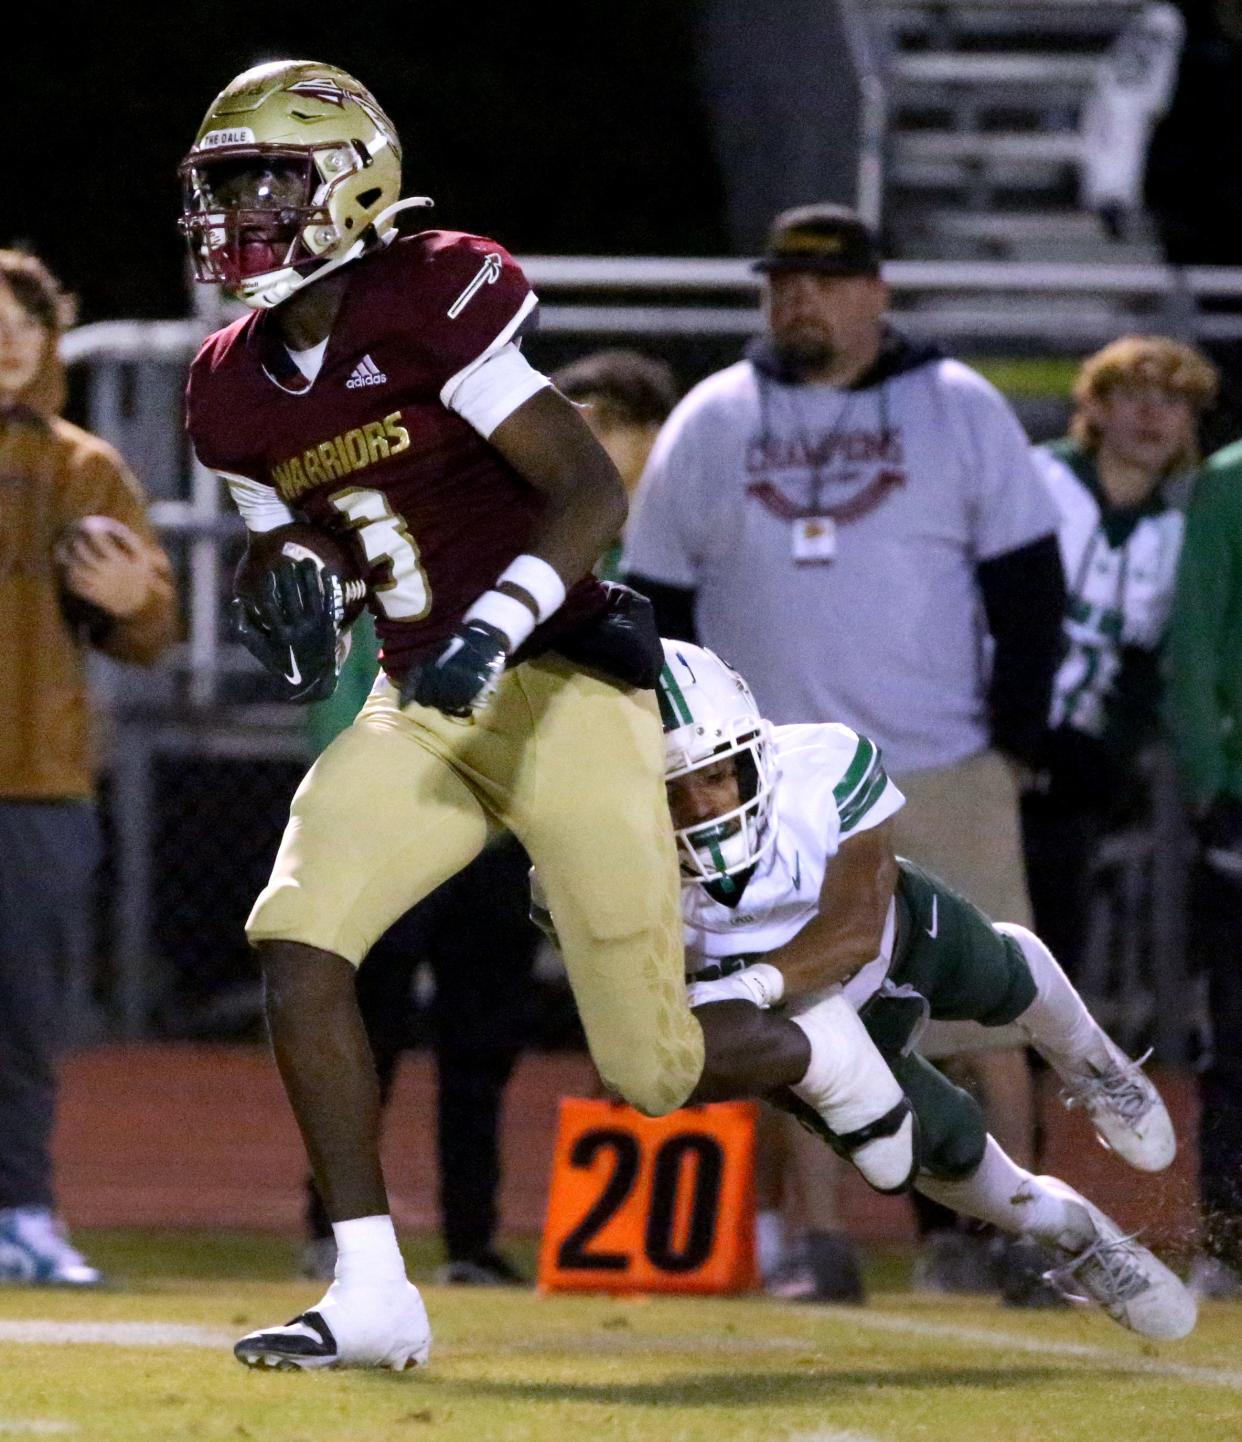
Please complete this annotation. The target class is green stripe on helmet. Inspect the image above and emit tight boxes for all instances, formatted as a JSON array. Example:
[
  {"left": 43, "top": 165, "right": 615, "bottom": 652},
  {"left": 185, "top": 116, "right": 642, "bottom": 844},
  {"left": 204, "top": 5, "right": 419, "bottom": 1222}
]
[{"left": 657, "top": 662, "right": 694, "bottom": 729}]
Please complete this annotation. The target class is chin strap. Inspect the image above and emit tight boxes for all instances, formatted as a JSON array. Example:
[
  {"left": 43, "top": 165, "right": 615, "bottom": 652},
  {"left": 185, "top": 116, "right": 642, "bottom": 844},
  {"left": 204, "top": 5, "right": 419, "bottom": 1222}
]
[{"left": 243, "top": 195, "right": 436, "bottom": 310}]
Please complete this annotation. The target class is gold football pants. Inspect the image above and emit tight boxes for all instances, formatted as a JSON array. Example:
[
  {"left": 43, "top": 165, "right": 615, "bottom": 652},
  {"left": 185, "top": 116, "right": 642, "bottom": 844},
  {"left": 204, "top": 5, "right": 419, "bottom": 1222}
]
[{"left": 247, "top": 657, "right": 704, "bottom": 1116}]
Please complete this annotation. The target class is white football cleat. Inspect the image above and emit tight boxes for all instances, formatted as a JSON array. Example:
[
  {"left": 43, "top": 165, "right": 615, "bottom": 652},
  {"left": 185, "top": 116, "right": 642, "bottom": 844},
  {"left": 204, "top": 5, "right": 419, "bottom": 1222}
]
[
  {"left": 234, "top": 1279, "right": 431, "bottom": 1371},
  {"left": 0, "top": 1208, "right": 103, "bottom": 1287},
  {"left": 1055, "top": 1042, "right": 1176, "bottom": 1173},
  {"left": 1037, "top": 1177, "right": 1196, "bottom": 1341}
]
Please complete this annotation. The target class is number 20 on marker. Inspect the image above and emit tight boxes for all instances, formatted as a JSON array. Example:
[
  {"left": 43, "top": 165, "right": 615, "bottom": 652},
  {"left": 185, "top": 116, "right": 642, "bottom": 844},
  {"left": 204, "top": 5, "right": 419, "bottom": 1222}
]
[{"left": 538, "top": 1098, "right": 758, "bottom": 1295}]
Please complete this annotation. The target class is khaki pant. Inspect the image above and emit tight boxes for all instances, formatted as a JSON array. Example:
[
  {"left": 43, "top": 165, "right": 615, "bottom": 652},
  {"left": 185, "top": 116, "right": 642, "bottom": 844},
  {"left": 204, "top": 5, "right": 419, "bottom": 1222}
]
[
  {"left": 893, "top": 749, "right": 1033, "bottom": 1062},
  {"left": 892, "top": 749, "right": 1032, "bottom": 927},
  {"left": 248, "top": 658, "right": 704, "bottom": 1117}
]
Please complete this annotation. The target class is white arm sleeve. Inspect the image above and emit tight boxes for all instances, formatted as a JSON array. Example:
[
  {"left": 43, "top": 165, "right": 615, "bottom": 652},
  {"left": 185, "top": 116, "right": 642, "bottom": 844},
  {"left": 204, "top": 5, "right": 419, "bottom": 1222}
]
[
  {"left": 220, "top": 471, "right": 296, "bottom": 533},
  {"left": 443, "top": 340, "right": 551, "bottom": 439}
]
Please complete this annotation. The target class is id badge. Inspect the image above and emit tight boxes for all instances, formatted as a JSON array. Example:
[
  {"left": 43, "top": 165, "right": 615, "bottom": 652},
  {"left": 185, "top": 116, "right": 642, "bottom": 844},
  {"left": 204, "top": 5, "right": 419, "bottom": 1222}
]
[{"left": 791, "top": 516, "right": 837, "bottom": 564}]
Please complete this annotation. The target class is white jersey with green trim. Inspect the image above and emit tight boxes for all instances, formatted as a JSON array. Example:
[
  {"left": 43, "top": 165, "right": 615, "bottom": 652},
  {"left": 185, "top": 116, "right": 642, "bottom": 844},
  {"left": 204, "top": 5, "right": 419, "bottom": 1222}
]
[{"left": 682, "top": 722, "right": 904, "bottom": 977}]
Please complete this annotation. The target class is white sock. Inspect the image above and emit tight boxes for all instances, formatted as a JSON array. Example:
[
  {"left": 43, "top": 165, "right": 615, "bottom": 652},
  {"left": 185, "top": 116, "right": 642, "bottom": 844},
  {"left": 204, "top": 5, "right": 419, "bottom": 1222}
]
[
  {"left": 755, "top": 1208, "right": 785, "bottom": 1281},
  {"left": 790, "top": 993, "right": 904, "bottom": 1133},
  {"left": 331, "top": 1214, "right": 407, "bottom": 1289},
  {"left": 997, "top": 922, "right": 1112, "bottom": 1074},
  {"left": 916, "top": 1137, "right": 1076, "bottom": 1244}
]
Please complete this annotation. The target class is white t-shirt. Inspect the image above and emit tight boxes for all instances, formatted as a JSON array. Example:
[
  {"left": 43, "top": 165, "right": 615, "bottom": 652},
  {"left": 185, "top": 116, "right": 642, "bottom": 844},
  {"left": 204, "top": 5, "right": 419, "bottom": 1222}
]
[{"left": 623, "top": 354, "right": 1059, "bottom": 773}]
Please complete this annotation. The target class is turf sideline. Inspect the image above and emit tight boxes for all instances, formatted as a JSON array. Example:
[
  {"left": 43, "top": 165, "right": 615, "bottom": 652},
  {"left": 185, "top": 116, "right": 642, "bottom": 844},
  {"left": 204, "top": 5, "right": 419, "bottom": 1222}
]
[
  {"left": 2, "top": 1310, "right": 1241, "bottom": 1396},
  {"left": 846, "top": 1311, "right": 1242, "bottom": 1393}
]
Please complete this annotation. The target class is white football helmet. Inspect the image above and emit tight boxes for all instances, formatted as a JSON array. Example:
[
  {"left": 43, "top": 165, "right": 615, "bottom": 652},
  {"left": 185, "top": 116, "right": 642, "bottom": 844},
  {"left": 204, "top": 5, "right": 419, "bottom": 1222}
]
[{"left": 658, "top": 641, "right": 778, "bottom": 885}]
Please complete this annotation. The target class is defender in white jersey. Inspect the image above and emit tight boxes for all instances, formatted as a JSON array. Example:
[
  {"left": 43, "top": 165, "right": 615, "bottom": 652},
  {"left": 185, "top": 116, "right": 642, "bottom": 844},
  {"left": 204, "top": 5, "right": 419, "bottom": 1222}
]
[{"left": 657, "top": 642, "right": 1193, "bottom": 1340}]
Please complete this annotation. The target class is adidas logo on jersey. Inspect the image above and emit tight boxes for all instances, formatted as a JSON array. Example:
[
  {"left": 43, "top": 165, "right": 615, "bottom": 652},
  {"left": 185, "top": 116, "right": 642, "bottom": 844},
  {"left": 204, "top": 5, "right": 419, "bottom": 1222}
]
[{"left": 346, "top": 354, "right": 387, "bottom": 389}]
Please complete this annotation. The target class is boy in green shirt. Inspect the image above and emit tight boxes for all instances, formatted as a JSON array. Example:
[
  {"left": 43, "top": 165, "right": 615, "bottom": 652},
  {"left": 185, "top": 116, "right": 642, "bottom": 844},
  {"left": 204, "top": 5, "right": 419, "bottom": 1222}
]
[{"left": 1165, "top": 437, "right": 1242, "bottom": 1298}]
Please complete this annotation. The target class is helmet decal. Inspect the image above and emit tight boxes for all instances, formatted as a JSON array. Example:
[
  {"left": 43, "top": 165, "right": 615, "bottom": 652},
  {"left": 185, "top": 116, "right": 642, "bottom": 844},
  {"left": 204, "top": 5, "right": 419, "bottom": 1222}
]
[
  {"left": 286, "top": 78, "right": 349, "bottom": 107},
  {"left": 656, "top": 660, "right": 694, "bottom": 729}
]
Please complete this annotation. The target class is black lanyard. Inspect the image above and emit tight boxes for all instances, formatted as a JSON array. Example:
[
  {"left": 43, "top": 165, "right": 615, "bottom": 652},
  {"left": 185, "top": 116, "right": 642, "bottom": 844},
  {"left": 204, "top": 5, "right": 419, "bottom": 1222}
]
[{"left": 756, "top": 372, "right": 890, "bottom": 515}]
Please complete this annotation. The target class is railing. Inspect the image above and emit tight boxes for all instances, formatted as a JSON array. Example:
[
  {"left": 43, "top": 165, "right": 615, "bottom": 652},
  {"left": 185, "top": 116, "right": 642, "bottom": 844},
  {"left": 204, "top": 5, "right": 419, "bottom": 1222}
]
[
  {"left": 842, "top": 0, "right": 889, "bottom": 228},
  {"left": 67, "top": 256, "right": 1229, "bottom": 1046}
]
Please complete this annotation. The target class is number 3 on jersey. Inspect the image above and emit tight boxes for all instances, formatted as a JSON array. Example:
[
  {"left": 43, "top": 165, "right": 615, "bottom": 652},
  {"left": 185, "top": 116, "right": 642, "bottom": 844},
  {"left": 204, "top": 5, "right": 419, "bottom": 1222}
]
[{"left": 329, "top": 486, "right": 431, "bottom": 621}]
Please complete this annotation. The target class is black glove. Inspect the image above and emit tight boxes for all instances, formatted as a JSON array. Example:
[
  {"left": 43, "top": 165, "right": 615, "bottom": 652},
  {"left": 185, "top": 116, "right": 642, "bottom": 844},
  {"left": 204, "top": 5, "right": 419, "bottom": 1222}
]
[
  {"left": 1198, "top": 794, "right": 1242, "bottom": 881},
  {"left": 553, "top": 582, "right": 663, "bottom": 689},
  {"left": 231, "top": 556, "right": 340, "bottom": 704},
  {"left": 401, "top": 620, "right": 508, "bottom": 717}
]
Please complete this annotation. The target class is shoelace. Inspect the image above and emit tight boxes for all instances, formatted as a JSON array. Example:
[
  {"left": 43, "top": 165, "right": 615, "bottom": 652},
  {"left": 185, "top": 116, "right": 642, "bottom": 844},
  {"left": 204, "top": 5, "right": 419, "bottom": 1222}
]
[
  {"left": 1061, "top": 1048, "right": 1154, "bottom": 1127},
  {"left": 1042, "top": 1228, "right": 1152, "bottom": 1307}
]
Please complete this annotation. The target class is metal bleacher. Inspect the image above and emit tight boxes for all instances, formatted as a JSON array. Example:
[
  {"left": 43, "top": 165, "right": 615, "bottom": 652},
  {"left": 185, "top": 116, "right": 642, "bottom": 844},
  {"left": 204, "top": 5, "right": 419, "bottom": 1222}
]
[{"left": 875, "top": 0, "right": 1153, "bottom": 264}]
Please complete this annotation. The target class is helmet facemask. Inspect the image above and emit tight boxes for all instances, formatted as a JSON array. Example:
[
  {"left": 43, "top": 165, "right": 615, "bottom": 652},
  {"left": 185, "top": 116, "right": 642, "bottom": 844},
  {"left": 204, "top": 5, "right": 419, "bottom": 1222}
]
[
  {"left": 666, "top": 723, "right": 777, "bottom": 886},
  {"left": 180, "top": 60, "right": 417, "bottom": 309},
  {"left": 179, "top": 143, "right": 376, "bottom": 306}
]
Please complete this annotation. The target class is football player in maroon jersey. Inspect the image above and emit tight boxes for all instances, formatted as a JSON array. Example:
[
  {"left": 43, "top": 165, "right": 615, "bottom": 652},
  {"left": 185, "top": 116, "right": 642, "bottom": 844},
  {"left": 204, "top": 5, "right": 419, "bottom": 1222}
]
[{"left": 181, "top": 61, "right": 914, "bottom": 1372}]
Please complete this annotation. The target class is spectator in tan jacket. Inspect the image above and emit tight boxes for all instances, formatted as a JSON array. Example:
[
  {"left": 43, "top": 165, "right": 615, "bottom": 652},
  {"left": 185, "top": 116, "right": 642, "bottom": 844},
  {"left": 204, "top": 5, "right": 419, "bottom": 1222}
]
[{"left": 0, "top": 250, "right": 176, "bottom": 1285}]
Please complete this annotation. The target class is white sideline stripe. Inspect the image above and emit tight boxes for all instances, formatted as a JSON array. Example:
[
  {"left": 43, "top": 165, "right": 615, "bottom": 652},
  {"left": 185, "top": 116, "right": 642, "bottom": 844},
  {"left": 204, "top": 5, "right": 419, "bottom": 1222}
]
[
  {"left": 837, "top": 1311, "right": 1242, "bottom": 1393},
  {"left": 0, "top": 1424, "right": 78, "bottom": 1435},
  {"left": 0, "top": 1321, "right": 231, "bottom": 1349},
  {"left": 3, "top": 1309, "right": 1241, "bottom": 1396},
  {"left": 469, "top": 1317, "right": 1242, "bottom": 1393},
  {"left": 790, "top": 1432, "right": 882, "bottom": 1442}
]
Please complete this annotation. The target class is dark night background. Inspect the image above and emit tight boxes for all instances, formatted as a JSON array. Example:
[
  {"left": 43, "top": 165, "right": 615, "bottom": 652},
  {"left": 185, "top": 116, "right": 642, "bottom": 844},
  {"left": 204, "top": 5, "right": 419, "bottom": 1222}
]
[{"left": 7, "top": 0, "right": 729, "bottom": 322}]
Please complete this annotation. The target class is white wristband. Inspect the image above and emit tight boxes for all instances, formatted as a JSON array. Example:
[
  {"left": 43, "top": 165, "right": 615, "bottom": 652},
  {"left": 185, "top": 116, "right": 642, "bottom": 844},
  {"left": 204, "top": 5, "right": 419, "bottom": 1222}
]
[
  {"left": 498, "top": 553, "right": 566, "bottom": 622},
  {"left": 465, "top": 589, "right": 537, "bottom": 651},
  {"left": 738, "top": 962, "right": 785, "bottom": 1008},
  {"left": 687, "top": 962, "right": 785, "bottom": 1011}
]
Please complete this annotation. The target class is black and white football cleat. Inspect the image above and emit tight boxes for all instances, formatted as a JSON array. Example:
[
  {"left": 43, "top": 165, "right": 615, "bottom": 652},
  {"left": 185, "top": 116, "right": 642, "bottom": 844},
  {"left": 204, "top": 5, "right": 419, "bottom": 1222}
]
[{"left": 234, "top": 1280, "right": 431, "bottom": 1371}]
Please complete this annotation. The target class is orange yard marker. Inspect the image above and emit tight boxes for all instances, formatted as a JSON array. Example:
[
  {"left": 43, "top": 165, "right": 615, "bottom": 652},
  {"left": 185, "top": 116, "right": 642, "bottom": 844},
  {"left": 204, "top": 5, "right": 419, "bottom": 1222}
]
[{"left": 538, "top": 1097, "right": 758, "bottom": 1295}]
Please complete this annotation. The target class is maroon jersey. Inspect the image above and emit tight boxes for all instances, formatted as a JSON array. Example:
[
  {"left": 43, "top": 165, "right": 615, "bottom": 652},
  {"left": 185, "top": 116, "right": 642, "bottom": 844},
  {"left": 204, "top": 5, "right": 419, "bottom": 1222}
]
[{"left": 186, "top": 230, "right": 606, "bottom": 681}]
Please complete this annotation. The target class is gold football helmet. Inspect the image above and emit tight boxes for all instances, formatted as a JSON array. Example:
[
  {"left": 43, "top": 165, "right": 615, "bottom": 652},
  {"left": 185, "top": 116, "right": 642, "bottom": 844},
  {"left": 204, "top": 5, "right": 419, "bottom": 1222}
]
[{"left": 178, "top": 60, "right": 430, "bottom": 310}]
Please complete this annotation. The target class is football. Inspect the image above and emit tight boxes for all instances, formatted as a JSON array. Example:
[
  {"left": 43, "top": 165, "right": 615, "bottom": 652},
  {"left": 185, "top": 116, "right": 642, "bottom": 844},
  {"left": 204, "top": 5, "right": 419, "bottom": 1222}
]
[{"left": 234, "top": 522, "right": 369, "bottom": 629}]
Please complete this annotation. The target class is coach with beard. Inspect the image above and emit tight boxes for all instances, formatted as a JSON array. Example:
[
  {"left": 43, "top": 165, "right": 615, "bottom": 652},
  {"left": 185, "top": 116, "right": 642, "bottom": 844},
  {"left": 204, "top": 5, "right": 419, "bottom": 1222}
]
[{"left": 623, "top": 203, "right": 1066, "bottom": 1300}]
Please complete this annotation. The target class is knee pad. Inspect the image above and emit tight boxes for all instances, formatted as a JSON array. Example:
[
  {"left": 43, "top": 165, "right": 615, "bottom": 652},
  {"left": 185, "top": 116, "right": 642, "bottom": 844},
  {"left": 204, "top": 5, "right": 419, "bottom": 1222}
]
[
  {"left": 923, "top": 1118, "right": 988, "bottom": 1181},
  {"left": 598, "top": 1025, "right": 706, "bottom": 1119},
  {"left": 605, "top": 1066, "right": 691, "bottom": 1119},
  {"left": 894, "top": 1054, "right": 988, "bottom": 1181}
]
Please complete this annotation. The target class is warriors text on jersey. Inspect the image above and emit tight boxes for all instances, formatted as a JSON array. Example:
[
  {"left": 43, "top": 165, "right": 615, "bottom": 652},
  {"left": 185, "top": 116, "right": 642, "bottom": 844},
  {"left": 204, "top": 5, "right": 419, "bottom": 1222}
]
[
  {"left": 682, "top": 722, "right": 905, "bottom": 1004},
  {"left": 185, "top": 229, "right": 608, "bottom": 681}
]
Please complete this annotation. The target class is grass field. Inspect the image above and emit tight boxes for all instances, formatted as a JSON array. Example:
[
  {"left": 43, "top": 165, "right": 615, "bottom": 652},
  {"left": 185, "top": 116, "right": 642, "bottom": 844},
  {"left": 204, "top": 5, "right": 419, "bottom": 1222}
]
[{"left": 1, "top": 1231, "right": 1240, "bottom": 1442}]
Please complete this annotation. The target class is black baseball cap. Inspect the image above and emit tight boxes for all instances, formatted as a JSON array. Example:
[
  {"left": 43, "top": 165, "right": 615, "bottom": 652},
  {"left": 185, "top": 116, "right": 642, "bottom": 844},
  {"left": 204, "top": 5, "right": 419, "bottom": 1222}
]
[{"left": 752, "top": 203, "right": 882, "bottom": 277}]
